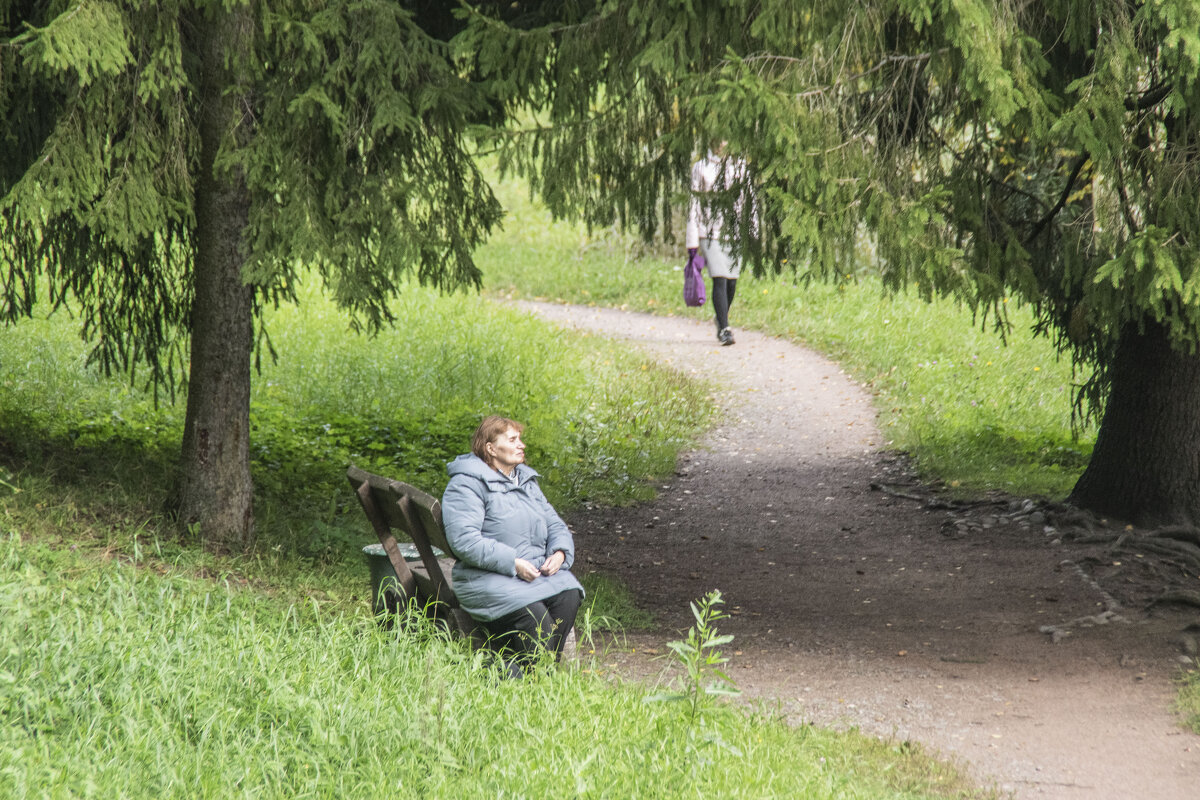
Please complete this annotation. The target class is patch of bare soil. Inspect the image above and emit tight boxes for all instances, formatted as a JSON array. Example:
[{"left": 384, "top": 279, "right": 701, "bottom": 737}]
[{"left": 522, "top": 300, "right": 1200, "bottom": 799}]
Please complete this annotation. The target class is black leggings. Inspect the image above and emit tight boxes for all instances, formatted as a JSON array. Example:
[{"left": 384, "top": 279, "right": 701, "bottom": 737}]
[
  {"left": 712, "top": 277, "right": 738, "bottom": 331},
  {"left": 479, "top": 588, "right": 582, "bottom": 672}
]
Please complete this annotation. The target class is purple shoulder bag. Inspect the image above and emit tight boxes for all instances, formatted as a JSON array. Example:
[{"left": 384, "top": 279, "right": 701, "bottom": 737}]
[{"left": 683, "top": 250, "right": 706, "bottom": 307}]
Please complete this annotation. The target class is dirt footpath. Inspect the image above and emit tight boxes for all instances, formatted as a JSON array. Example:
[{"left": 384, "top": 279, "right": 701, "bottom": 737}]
[{"left": 522, "top": 300, "right": 1200, "bottom": 800}]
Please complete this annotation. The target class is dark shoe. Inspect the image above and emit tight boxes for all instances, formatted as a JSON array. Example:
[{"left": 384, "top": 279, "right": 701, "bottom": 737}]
[{"left": 719, "top": 327, "right": 735, "bottom": 346}]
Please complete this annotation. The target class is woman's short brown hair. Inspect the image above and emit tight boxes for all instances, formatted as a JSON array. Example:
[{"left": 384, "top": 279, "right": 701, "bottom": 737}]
[{"left": 471, "top": 415, "right": 524, "bottom": 463}]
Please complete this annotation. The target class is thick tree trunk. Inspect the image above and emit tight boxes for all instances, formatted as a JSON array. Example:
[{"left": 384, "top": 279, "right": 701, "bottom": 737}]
[
  {"left": 177, "top": 7, "right": 255, "bottom": 551},
  {"left": 1069, "top": 321, "right": 1200, "bottom": 527}
]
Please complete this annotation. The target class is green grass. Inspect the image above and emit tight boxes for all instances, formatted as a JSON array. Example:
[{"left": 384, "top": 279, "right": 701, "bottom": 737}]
[
  {"left": 0, "top": 273, "right": 711, "bottom": 636},
  {"left": 477, "top": 172, "right": 1095, "bottom": 501},
  {"left": 1178, "top": 665, "right": 1200, "bottom": 735},
  {"left": 1, "top": 533, "right": 987, "bottom": 799},
  {"left": 0, "top": 277, "right": 710, "bottom": 528}
]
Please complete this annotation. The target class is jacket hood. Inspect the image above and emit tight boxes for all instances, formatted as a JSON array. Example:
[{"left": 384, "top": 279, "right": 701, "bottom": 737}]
[{"left": 446, "top": 453, "right": 538, "bottom": 487}]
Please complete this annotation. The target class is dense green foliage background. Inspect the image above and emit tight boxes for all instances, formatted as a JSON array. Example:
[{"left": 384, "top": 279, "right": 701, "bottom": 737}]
[{"left": 0, "top": 276, "right": 709, "bottom": 566}]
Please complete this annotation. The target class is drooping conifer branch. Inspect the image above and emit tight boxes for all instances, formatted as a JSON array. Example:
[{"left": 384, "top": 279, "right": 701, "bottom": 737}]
[{"left": 1025, "top": 155, "right": 1089, "bottom": 245}]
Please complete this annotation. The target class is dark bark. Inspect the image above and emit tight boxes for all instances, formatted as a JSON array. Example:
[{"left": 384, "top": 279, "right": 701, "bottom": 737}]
[
  {"left": 1069, "top": 321, "right": 1200, "bottom": 527},
  {"left": 176, "top": 6, "right": 255, "bottom": 551}
]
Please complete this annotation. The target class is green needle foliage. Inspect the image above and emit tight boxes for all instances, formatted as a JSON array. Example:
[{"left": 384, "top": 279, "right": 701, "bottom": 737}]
[{"left": 0, "top": 0, "right": 501, "bottom": 384}]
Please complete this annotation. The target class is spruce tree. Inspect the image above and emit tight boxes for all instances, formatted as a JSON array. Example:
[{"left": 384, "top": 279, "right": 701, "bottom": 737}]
[
  {"left": 1, "top": 1, "right": 502, "bottom": 549},
  {"left": 465, "top": 0, "right": 1200, "bottom": 528}
]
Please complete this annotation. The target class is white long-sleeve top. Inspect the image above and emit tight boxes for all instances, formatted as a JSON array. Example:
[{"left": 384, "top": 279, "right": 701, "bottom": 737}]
[{"left": 686, "top": 150, "right": 753, "bottom": 249}]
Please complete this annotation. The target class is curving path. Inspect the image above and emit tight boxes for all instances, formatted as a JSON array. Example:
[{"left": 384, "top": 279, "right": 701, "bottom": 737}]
[{"left": 521, "top": 300, "right": 1200, "bottom": 800}]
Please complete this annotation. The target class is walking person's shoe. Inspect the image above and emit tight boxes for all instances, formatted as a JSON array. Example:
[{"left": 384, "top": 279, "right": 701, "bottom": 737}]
[{"left": 718, "top": 327, "right": 735, "bottom": 346}]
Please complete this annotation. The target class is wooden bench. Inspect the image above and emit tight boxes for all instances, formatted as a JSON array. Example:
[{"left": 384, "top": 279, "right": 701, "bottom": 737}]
[{"left": 347, "top": 465, "right": 486, "bottom": 646}]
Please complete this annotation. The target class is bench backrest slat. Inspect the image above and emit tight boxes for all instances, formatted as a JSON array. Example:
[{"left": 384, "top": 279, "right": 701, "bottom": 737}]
[
  {"left": 354, "top": 480, "right": 418, "bottom": 600},
  {"left": 348, "top": 465, "right": 483, "bottom": 644}
]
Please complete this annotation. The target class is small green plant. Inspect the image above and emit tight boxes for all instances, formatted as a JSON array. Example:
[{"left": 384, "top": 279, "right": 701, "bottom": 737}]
[
  {"left": 647, "top": 589, "right": 741, "bottom": 724},
  {"left": 575, "top": 603, "right": 612, "bottom": 651},
  {"left": 578, "top": 571, "right": 654, "bottom": 633}
]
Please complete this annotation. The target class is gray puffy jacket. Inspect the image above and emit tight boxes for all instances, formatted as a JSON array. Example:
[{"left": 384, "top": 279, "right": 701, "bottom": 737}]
[{"left": 441, "top": 454, "right": 583, "bottom": 621}]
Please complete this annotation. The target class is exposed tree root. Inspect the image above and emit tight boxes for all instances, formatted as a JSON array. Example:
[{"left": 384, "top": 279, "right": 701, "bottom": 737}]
[
  {"left": 1129, "top": 539, "right": 1200, "bottom": 575},
  {"left": 888, "top": 490, "right": 1200, "bottom": 636},
  {"left": 868, "top": 482, "right": 928, "bottom": 504},
  {"left": 1148, "top": 589, "right": 1200, "bottom": 611},
  {"left": 1063, "top": 531, "right": 1200, "bottom": 576},
  {"left": 1039, "top": 609, "right": 1128, "bottom": 643},
  {"left": 869, "top": 482, "right": 1010, "bottom": 513},
  {"left": 1153, "top": 525, "right": 1200, "bottom": 548},
  {"left": 1039, "top": 503, "right": 1200, "bottom": 582}
]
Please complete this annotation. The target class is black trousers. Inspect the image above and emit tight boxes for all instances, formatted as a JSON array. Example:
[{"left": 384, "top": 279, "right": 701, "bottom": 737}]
[
  {"left": 712, "top": 277, "right": 738, "bottom": 331},
  {"left": 479, "top": 588, "right": 583, "bottom": 669}
]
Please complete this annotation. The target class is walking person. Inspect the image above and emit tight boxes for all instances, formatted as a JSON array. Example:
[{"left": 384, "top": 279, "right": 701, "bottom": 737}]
[{"left": 686, "top": 140, "right": 754, "bottom": 346}]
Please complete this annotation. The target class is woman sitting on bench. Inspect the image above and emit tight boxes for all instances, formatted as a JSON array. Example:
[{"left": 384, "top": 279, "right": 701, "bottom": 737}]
[{"left": 441, "top": 415, "right": 584, "bottom": 675}]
